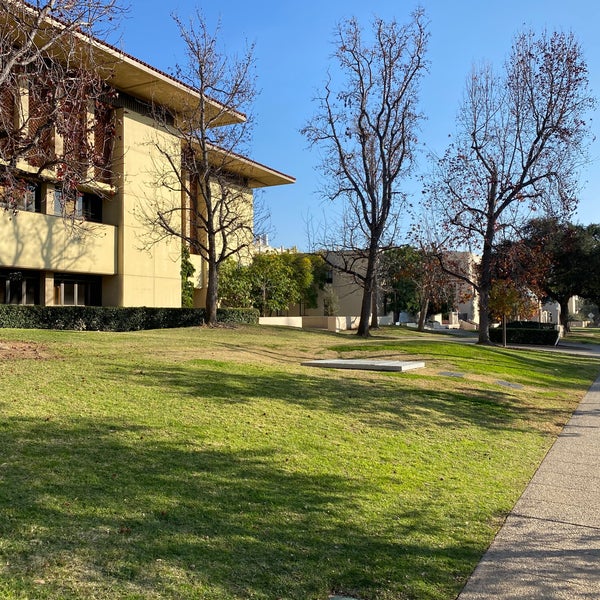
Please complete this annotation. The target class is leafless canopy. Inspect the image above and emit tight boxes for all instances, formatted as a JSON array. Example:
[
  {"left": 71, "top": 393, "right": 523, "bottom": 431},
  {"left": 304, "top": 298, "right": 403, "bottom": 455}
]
[
  {"left": 302, "top": 10, "right": 428, "bottom": 336},
  {"left": 142, "top": 10, "right": 258, "bottom": 325},
  {"left": 423, "top": 29, "right": 595, "bottom": 343}
]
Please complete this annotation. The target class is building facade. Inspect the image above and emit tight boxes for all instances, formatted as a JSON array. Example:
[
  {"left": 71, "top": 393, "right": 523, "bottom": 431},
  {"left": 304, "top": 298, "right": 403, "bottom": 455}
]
[
  {"left": 290, "top": 250, "right": 480, "bottom": 327},
  {"left": 0, "top": 7, "right": 293, "bottom": 309}
]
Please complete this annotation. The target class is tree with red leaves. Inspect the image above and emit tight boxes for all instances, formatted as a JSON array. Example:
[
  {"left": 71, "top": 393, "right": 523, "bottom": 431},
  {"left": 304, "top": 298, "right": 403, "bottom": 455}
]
[{"left": 0, "top": 0, "right": 124, "bottom": 216}]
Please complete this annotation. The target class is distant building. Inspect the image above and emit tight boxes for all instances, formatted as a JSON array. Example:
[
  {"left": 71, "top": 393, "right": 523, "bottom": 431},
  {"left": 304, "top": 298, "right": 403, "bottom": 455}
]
[{"left": 288, "top": 250, "right": 480, "bottom": 327}]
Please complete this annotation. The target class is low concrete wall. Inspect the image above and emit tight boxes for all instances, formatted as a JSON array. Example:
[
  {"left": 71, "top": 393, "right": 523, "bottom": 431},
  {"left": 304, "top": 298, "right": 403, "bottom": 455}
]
[
  {"left": 300, "top": 316, "right": 330, "bottom": 330},
  {"left": 379, "top": 314, "right": 394, "bottom": 326},
  {"left": 258, "top": 316, "right": 303, "bottom": 328},
  {"left": 259, "top": 316, "right": 348, "bottom": 331},
  {"left": 570, "top": 321, "right": 592, "bottom": 328},
  {"left": 260, "top": 314, "right": 392, "bottom": 332},
  {"left": 302, "top": 316, "right": 362, "bottom": 331}
]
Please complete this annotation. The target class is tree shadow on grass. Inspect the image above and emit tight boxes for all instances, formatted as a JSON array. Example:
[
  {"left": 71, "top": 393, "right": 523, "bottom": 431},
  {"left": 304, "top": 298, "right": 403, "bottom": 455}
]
[
  {"left": 0, "top": 416, "right": 482, "bottom": 599},
  {"left": 109, "top": 359, "right": 568, "bottom": 436},
  {"left": 392, "top": 341, "right": 600, "bottom": 391}
]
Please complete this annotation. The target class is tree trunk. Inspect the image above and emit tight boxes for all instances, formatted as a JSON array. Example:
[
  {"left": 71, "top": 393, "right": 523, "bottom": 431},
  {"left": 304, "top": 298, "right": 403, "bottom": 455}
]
[
  {"left": 204, "top": 239, "right": 219, "bottom": 326},
  {"left": 477, "top": 224, "right": 494, "bottom": 345},
  {"left": 370, "top": 277, "right": 379, "bottom": 329},
  {"left": 417, "top": 297, "right": 429, "bottom": 332},
  {"left": 478, "top": 287, "right": 491, "bottom": 344},
  {"left": 357, "top": 286, "right": 372, "bottom": 337},
  {"left": 559, "top": 297, "right": 571, "bottom": 334},
  {"left": 357, "top": 245, "right": 378, "bottom": 337}
]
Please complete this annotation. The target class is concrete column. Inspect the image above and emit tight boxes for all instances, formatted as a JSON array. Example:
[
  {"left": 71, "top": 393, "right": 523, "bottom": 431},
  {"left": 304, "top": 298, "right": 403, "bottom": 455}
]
[{"left": 42, "top": 272, "right": 55, "bottom": 306}]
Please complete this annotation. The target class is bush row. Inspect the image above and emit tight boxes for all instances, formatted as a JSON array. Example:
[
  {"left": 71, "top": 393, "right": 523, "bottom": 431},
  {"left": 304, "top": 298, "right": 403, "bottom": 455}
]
[
  {"left": 489, "top": 325, "right": 559, "bottom": 345},
  {"left": 497, "top": 320, "right": 557, "bottom": 330},
  {"left": 0, "top": 305, "right": 259, "bottom": 331}
]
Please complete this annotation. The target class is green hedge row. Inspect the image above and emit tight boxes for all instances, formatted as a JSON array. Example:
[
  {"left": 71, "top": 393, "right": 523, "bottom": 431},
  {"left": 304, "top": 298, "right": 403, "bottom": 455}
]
[
  {"left": 213, "top": 307, "right": 260, "bottom": 325},
  {"left": 0, "top": 305, "right": 259, "bottom": 331},
  {"left": 489, "top": 325, "right": 559, "bottom": 345},
  {"left": 497, "top": 320, "right": 556, "bottom": 330}
]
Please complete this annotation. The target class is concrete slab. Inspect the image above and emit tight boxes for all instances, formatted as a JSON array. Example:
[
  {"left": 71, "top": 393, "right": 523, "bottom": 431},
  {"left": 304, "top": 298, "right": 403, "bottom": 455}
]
[
  {"left": 301, "top": 358, "right": 425, "bottom": 372},
  {"left": 496, "top": 380, "right": 525, "bottom": 389}
]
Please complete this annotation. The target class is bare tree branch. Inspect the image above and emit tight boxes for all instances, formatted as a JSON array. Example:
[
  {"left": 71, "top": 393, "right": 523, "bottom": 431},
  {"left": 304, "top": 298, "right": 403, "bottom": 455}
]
[
  {"left": 137, "top": 9, "right": 259, "bottom": 325},
  {"left": 0, "top": 0, "right": 125, "bottom": 218},
  {"left": 422, "top": 29, "right": 595, "bottom": 343},
  {"left": 302, "top": 10, "right": 429, "bottom": 336}
]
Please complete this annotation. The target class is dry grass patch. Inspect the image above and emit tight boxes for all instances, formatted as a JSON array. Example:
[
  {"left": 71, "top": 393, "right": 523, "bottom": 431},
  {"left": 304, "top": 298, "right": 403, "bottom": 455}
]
[{"left": 0, "top": 341, "right": 50, "bottom": 360}]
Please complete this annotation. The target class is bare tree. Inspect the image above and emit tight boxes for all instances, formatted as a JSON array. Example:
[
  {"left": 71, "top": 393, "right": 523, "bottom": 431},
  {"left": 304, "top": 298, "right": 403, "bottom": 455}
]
[
  {"left": 139, "top": 10, "right": 259, "bottom": 326},
  {"left": 302, "top": 10, "right": 428, "bottom": 337},
  {"left": 423, "top": 29, "right": 594, "bottom": 344},
  {"left": 0, "top": 0, "right": 124, "bottom": 215}
]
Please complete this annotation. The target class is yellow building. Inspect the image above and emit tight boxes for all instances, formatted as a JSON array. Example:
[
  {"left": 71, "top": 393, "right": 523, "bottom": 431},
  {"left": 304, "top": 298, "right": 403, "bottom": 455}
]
[
  {"left": 0, "top": 12, "right": 294, "bottom": 308},
  {"left": 290, "top": 250, "right": 480, "bottom": 327}
]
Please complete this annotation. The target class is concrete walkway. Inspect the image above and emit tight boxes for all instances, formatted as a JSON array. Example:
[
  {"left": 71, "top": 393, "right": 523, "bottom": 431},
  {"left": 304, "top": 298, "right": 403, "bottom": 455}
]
[{"left": 457, "top": 369, "right": 600, "bottom": 599}]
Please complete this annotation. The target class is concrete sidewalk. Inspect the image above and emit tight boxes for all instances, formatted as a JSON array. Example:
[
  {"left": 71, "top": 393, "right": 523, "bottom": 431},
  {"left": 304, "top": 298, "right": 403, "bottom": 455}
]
[{"left": 457, "top": 373, "right": 600, "bottom": 599}]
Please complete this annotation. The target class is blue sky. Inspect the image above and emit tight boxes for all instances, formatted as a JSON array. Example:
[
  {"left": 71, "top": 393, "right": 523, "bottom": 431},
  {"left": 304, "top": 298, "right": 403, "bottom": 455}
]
[{"left": 113, "top": 1, "right": 600, "bottom": 250}]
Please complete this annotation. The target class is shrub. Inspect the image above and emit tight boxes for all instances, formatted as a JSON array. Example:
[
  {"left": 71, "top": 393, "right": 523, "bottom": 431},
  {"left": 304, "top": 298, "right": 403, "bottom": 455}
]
[
  {"left": 498, "top": 320, "right": 556, "bottom": 330},
  {"left": 489, "top": 322, "right": 559, "bottom": 345},
  {"left": 0, "top": 305, "right": 258, "bottom": 331},
  {"left": 216, "top": 307, "right": 259, "bottom": 325},
  {"left": 0, "top": 304, "right": 45, "bottom": 329}
]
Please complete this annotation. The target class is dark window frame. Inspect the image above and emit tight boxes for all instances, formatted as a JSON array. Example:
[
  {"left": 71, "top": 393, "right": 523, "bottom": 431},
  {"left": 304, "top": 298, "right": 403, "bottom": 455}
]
[{"left": 0, "top": 269, "right": 40, "bottom": 305}]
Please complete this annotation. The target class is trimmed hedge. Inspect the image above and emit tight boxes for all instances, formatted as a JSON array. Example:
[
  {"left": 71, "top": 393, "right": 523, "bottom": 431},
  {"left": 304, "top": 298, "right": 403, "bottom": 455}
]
[
  {"left": 0, "top": 305, "right": 259, "bottom": 331},
  {"left": 215, "top": 307, "right": 260, "bottom": 325},
  {"left": 489, "top": 322, "right": 559, "bottom": 345},
  {"left": 496, "top": 320, "right": 556, "bottom": 330}
]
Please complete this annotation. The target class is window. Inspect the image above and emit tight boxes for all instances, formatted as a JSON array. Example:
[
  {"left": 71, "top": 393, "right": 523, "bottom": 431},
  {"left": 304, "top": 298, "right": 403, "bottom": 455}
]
[
  {"left": 0, "top": 79, "right": 17, "bottom": 143},
  {"left": 0, "top": 270, "right": 39, "bottom": 305},
  {"left": 0, "top": 178, "right": 41, "bottom": 212},
  {"left": 53, "top": 188, "right": 102, "bottom": 222},
  {"left": 54, "top": 275, "right": 101, "bottom": 306},
  {"left": 28, "top": 75, "right": 55, "bottom": 167},
  {"left": 94, "top": 99, "right": 115, "bottom": 184}
]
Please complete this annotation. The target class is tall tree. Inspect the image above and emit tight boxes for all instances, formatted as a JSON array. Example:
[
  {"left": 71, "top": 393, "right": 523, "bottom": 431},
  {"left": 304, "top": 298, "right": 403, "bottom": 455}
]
[
  {"left": 218, "top": 251, "right": 326, "bottom": 316},
  {"left": 423, "top": 29, "right": 594, "bottom": 343},
  {"left": 522, "top": 218, "right": 598, "bottom": 331},
  {"left": 247, "top": 253, "right": 304, "bottom": 317},
  {"left": 488, "top": 240, "right": 541, "bottom": 338},
  {"left": 140, "top": 10, "right": 258, "bottom": 325},
  {"left": 302, "top": 10, "right": 428, "bottom": 337},
  {"left": 0, "top": 0, "right": 124, "bottom": 214},
  {"left": 218, "top": 258, "right": 253, "bottom": 309},
  {"left": 580, "top": 224, "right": 600, "bottom": 310},
  {"left": 380, "top": 245, "right": 422, "bottom": 319}
]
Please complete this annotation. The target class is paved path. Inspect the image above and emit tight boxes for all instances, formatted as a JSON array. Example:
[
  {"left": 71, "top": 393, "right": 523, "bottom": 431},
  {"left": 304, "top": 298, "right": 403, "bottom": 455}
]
[{"left": 457, "top": 364, "right": 600, "bottom": 599}]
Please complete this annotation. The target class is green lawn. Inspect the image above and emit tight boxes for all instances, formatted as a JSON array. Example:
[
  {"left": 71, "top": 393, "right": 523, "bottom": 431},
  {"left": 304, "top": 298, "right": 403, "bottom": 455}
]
[
  {"left": 0, "top": 325, "right": 598, "bottom": 600},
  {"left": 566, "top": 326, "right": 600, "bottom": 344}
]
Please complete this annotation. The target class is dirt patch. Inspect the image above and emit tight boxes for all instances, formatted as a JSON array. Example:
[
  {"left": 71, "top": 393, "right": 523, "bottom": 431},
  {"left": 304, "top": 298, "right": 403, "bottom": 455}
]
[{"left": 0, "top": 341, "right": 48, "bottom": 360}]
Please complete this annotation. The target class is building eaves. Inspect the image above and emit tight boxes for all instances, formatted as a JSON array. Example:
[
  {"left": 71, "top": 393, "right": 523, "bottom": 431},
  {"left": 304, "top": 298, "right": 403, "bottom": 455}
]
[
  {"left": 9, "top": 1, "right": 245, "bottom": 126},
  {"left": 206, "top": 143, "right": 296, "bottom": 188}
]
